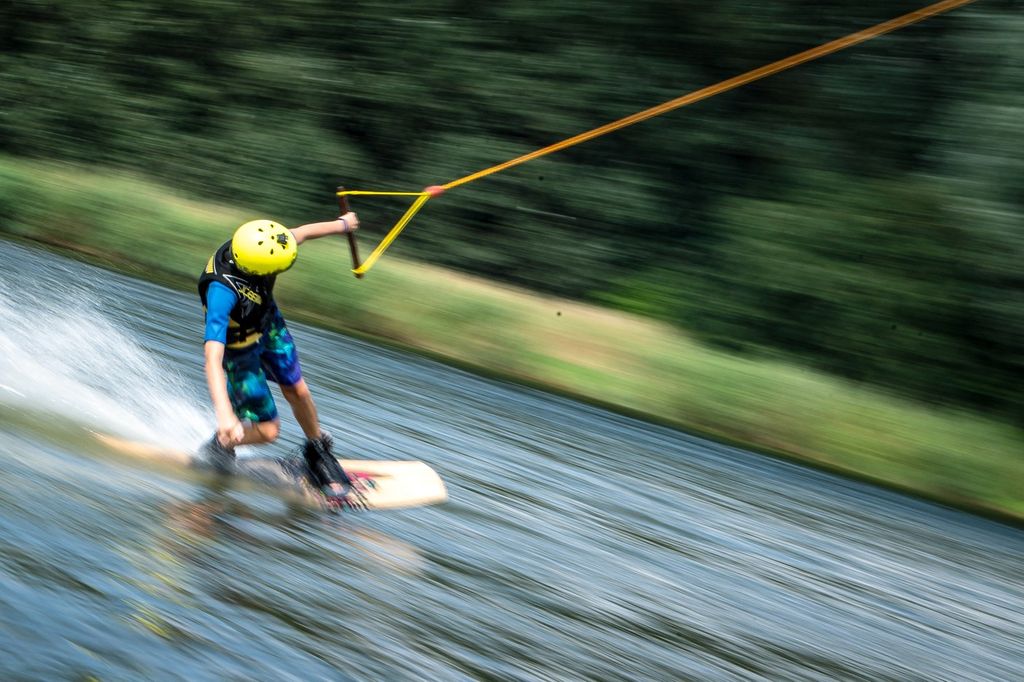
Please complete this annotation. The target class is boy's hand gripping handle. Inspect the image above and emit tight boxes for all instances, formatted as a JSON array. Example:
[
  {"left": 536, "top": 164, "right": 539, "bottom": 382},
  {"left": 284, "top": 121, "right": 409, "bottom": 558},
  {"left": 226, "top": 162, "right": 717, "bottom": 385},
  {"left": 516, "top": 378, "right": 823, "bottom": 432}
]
[{"left": 337, "top": 186, "right": 363, "bottom": 279}]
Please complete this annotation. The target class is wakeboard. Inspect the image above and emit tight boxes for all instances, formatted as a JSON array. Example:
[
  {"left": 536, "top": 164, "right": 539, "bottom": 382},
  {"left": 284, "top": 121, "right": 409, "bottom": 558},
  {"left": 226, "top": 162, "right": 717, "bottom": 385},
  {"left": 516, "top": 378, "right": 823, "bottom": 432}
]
[{"left": 92, "top": 432, "right": 447, "bottom": 511}]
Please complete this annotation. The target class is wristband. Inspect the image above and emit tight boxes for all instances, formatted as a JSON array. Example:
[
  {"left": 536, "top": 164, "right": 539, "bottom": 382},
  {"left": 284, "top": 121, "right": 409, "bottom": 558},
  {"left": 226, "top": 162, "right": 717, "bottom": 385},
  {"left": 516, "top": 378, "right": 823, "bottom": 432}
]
[{"left": 339, "top": 216, "right": 349, "bottom": 233}]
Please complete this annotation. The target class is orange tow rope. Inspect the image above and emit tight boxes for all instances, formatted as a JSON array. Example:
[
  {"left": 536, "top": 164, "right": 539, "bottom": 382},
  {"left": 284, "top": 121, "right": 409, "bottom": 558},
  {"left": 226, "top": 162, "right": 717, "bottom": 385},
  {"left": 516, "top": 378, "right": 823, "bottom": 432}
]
[{"left": 342, "top": 0, "right": 977, "bottom": 276}]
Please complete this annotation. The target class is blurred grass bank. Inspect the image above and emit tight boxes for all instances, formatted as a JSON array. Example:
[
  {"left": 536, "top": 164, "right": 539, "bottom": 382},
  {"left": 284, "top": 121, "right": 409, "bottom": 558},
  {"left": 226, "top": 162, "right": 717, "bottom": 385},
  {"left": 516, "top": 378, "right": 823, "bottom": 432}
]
[{"left": 2, "top": 157, "right": 1021, "bottom": 521}]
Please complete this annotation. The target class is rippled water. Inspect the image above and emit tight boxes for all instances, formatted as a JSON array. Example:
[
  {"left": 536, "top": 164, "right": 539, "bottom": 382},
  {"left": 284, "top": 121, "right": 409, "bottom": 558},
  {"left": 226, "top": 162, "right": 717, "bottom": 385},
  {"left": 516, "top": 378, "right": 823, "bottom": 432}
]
[{"left": 1, "top": 242, "right": 1022, "bottom": 681}]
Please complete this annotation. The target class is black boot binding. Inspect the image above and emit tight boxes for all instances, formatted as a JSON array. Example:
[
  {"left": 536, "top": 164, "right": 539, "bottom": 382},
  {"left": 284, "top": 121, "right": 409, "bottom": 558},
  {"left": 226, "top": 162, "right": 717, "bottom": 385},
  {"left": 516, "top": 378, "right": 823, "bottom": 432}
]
[
  {"left": 200, "top": 434, "right": 236, "bottom": 474},
  {"left": 302, "top": 433, "right": 358, "bottom": 502}
]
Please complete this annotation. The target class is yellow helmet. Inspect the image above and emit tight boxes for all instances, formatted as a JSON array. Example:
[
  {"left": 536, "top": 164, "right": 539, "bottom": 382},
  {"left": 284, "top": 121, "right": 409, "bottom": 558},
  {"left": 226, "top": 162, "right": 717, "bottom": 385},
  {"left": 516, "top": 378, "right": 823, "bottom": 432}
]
[{"left": 231, "top": 220, "right": 297, "bottom": 275}]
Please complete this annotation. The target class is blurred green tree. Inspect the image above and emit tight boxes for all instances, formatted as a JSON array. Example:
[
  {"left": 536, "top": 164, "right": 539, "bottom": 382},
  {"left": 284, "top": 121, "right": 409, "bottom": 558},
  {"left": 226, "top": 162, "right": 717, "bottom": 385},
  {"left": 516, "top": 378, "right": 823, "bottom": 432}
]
[{"left": 0, "top": 0, "right": 1019, "bottom": 419}]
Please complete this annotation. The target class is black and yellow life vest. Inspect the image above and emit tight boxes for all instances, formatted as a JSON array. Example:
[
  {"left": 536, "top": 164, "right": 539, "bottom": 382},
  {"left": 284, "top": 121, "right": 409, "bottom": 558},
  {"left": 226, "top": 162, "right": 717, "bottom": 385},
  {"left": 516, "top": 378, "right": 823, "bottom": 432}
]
[{"left": 197, "top": 241, "right": 277, "bottom": 348}]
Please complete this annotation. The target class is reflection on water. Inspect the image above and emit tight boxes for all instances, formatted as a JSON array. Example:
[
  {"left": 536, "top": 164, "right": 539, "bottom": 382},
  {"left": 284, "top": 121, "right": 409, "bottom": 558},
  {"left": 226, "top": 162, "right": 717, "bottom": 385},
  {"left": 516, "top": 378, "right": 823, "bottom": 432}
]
[{"left": 1, "top": 243, "right": 1022, "bottom": 680}]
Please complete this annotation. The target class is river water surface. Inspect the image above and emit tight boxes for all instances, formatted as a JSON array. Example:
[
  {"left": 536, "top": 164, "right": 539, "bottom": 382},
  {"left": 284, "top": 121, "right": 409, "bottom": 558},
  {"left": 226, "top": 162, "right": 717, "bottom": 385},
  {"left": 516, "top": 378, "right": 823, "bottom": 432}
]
[{"left": 0, "top": 242, "right": 1021, "bottom": 681}]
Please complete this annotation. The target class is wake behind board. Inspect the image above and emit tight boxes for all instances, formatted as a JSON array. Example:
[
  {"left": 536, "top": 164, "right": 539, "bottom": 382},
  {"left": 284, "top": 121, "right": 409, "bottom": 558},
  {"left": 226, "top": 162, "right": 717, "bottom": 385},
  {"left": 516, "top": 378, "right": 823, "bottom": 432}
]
[{"left": 92, "top": 433, "right": 447, "bottom": 511}]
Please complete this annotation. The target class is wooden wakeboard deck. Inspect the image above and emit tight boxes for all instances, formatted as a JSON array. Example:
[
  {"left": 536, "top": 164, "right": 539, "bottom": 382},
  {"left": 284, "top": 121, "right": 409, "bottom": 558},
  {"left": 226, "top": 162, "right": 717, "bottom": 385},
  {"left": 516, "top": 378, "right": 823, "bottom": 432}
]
[{"left": 92, "top": 432, "right": 447, "bottom": 510}]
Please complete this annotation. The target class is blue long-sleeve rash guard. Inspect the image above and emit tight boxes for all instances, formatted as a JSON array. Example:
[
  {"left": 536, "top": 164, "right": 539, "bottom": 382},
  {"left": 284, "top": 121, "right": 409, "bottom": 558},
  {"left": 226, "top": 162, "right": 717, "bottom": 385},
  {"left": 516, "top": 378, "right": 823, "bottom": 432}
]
[{"left": 203, "top": 281, "right": 238, "bottom": 344}]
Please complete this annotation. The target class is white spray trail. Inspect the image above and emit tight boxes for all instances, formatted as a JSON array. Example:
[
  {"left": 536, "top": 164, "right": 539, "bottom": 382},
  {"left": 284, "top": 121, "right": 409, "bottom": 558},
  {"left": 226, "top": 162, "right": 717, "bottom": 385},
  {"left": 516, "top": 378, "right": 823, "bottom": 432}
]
[{"left": 0, "top": 278, "right": 209, "bottom": 450}]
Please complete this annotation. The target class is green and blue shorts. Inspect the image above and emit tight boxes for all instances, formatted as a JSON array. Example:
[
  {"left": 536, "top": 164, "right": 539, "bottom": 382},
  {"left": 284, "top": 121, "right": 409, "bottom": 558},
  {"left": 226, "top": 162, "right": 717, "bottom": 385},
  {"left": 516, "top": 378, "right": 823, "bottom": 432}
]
[{"left": 223, "top": 308, "right": 303, "bottom": 423}]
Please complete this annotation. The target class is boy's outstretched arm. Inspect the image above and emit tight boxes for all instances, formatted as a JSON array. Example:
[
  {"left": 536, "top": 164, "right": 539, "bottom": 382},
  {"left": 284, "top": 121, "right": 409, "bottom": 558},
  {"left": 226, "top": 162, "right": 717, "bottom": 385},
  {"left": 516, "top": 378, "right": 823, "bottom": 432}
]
[{"left": 290, "top": 212, "right": 359, "bottom": 245}]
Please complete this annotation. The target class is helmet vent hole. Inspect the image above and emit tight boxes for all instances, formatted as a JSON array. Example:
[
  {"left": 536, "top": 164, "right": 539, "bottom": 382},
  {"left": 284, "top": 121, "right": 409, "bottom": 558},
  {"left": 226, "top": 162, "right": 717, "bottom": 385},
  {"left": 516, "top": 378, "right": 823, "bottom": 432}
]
[
  {"left": 257, "top": 240, "right": 264, "bottom": 245},
  {"left": 270, "top": 249, "right": 275, "bottom": 254}
]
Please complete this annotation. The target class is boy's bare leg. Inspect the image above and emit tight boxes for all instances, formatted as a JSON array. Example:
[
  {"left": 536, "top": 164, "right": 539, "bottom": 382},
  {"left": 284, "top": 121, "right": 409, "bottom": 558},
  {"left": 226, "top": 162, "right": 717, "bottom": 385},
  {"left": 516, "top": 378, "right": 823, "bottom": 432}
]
[
  {"left": 239, "top": 419, "right": 280, "bottom": 445},
  {"left": 279, "top": 379, "right": 321, "bottom": 439},
  {"left": 280, "top": 380, "right": 351, "bottom": 496}
]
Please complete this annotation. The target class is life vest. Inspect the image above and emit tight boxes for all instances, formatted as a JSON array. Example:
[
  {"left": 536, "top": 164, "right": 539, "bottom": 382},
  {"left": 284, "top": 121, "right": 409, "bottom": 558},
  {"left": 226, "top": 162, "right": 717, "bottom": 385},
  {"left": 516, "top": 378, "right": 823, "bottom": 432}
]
[{"left": 198, "top": 241, "right": 277, "bottom": 348}]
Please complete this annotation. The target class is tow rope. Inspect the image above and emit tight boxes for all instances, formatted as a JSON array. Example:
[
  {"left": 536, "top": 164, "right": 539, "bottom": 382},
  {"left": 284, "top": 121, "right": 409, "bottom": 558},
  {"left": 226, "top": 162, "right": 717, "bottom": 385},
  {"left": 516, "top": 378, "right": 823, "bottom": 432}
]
[{"left": 339, "top": 0, "right": 977, "bottom": 277}]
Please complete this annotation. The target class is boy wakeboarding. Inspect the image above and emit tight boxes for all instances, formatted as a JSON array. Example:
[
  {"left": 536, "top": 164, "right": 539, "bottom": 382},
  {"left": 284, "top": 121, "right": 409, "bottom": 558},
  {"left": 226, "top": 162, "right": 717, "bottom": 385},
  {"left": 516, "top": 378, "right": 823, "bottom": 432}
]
[{"left": 197, "top": 214, "right": 360, "bottom": 504}]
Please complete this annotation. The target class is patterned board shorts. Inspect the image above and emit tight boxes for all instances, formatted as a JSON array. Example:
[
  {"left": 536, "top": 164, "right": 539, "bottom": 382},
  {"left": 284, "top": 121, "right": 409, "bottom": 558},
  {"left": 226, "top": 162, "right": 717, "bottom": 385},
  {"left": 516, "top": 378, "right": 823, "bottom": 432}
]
[{"left": 223, "top": 308, "right": 303, "bottom": 423}]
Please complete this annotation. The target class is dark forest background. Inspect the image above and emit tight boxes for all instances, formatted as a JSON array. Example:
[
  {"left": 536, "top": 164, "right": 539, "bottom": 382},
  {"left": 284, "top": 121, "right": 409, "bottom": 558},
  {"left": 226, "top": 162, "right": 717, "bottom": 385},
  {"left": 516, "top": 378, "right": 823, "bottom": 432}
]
[{"left": 1, "top": 0, "right": 1020, "bottom": 420}]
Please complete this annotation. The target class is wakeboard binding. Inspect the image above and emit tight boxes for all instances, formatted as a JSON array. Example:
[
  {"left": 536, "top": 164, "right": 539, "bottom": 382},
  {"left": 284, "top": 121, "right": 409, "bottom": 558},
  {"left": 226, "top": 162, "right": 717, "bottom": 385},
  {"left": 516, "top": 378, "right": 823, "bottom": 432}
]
[{"left": 303, "top": 433, "right": 367, "bottom": 509}]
